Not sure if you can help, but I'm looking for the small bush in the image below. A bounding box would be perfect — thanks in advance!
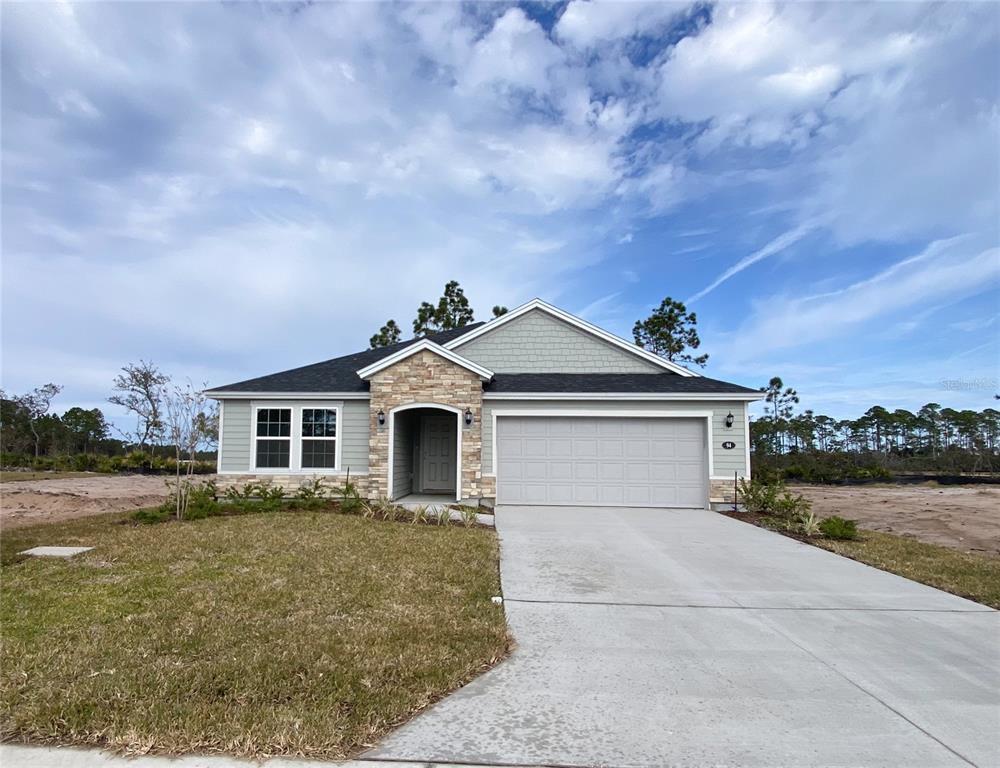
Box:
[133,507,171,525]
[336,481,363,514]
[819,515,860,540]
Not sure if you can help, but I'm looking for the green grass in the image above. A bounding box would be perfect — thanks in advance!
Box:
[0,470,97,483]
[0,511,509,758]
[813,530,1000,609]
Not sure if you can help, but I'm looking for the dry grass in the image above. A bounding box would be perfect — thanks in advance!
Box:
[813,530,1000,609]
[0,511,509,758]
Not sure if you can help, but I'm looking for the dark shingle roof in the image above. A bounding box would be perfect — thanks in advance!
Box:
[484,373,760,395]
[206,324,759,397]
[206,323,485,393]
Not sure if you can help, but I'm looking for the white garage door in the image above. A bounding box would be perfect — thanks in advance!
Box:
[496,416,707,508]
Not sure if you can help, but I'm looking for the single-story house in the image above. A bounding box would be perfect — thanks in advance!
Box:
[206,299,763,509]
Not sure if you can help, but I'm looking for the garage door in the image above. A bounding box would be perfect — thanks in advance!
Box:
[496,416,707,508]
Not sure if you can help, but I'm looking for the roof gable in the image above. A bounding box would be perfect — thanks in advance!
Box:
[446,299,698,377]
[356,339,494,381]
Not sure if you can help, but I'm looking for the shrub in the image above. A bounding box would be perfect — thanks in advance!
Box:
[819,515,860,540]
[133,507,171,524]
[738,478,812,528]
[796,509,821,536]
[773,488,812,520]
[737,478,781,514]
[336,481,363,514]
[293,477,329,510]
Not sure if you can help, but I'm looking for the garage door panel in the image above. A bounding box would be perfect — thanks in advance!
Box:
[550,438,573,457]
[599,442,623,460]
[498,437,523,458]
[597,420,623,437]
[625,463,649,482]
[600,462,624,481]
[524,462,548,481]
[550,461,573,480]
[625,440,650,458]
[497,416,707,509]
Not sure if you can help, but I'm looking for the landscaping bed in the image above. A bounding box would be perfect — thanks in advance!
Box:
[721,508,1000,609]
[0,510,509,758]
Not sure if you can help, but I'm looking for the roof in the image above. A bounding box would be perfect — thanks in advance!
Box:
[484,373,760,396]
[205,323,485,394]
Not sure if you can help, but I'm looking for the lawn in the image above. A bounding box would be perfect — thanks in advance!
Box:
[0,511,509,758]
[814,530,1000,609]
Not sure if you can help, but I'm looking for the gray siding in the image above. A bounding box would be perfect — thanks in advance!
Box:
[220,400,252,472]
[453,309,662,373]
[482,400,747,479]
[216,398,370,474]
[340,400,371,475]
[392,411,414,498]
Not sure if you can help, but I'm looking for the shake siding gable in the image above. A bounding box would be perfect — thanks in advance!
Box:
[452,309,662,374]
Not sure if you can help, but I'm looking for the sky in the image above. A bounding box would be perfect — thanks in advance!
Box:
[2,0,999,427]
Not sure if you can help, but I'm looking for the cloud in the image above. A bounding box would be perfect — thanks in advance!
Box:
[719,235,1000,363]
[0,0,997,424]
[555,1,689,49]
[687,219,822,302]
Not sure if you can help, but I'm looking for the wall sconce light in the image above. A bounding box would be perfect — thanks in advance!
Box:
[464,408,473,426]
[725,411,734,429]
[377,409,386,426]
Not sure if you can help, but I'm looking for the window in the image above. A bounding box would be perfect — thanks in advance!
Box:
[255,408,291,469]
[301,408,337,469]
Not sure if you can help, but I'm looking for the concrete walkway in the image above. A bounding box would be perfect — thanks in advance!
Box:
[368,506,1000,767]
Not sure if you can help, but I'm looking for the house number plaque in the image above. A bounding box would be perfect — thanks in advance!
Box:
[721,441,736,450]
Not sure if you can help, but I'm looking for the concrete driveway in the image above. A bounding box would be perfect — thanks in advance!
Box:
[369,507,999,768]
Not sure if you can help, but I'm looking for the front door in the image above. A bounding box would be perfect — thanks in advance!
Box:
[420,413,455,492]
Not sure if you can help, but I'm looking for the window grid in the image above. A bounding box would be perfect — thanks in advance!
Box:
[252,406,339,472]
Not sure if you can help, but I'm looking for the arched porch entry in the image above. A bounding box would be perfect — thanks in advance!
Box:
[387,403,462,503]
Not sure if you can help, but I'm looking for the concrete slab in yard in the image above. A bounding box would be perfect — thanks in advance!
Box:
[20,546,93,558]
[369,506,1000,768]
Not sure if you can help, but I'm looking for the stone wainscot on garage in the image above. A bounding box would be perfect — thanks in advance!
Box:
[206,299,763,509]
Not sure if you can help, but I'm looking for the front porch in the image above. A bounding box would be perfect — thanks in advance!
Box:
[389,406,462,502]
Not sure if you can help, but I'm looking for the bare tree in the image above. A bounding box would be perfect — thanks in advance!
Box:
[8,384,63,457]
[162,381,216,520]
[109,361,169,453]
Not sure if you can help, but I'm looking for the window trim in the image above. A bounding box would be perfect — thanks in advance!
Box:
[250,402,343,474]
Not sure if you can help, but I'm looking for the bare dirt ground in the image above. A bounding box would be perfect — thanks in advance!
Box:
[793,483,1000,557]
[0,474,215,530]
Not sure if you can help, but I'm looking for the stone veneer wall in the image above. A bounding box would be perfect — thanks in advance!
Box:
[367,350,485,501]
[710,478,739,505]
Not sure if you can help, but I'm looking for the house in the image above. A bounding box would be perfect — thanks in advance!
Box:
[206,299,763,509]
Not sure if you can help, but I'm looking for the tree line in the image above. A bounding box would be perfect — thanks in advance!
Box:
[753,377,1000,477]
[1,361,217,468]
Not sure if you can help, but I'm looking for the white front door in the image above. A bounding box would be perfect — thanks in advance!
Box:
[420,413,455,492]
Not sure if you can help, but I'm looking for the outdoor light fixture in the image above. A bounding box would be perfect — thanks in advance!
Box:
[377,409,386,426]
[725,411,735,429]
[464,408,474,426]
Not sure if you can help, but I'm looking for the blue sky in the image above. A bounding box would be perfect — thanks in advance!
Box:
[2,1,998,424]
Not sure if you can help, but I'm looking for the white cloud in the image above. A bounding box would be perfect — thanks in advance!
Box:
[1,0,997,421]
[719,235,1000,363]
[556,1,688,49]
[688,219,822,303]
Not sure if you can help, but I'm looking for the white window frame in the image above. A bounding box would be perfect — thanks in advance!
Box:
[299,406,341,472]
[250,402,343,474]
